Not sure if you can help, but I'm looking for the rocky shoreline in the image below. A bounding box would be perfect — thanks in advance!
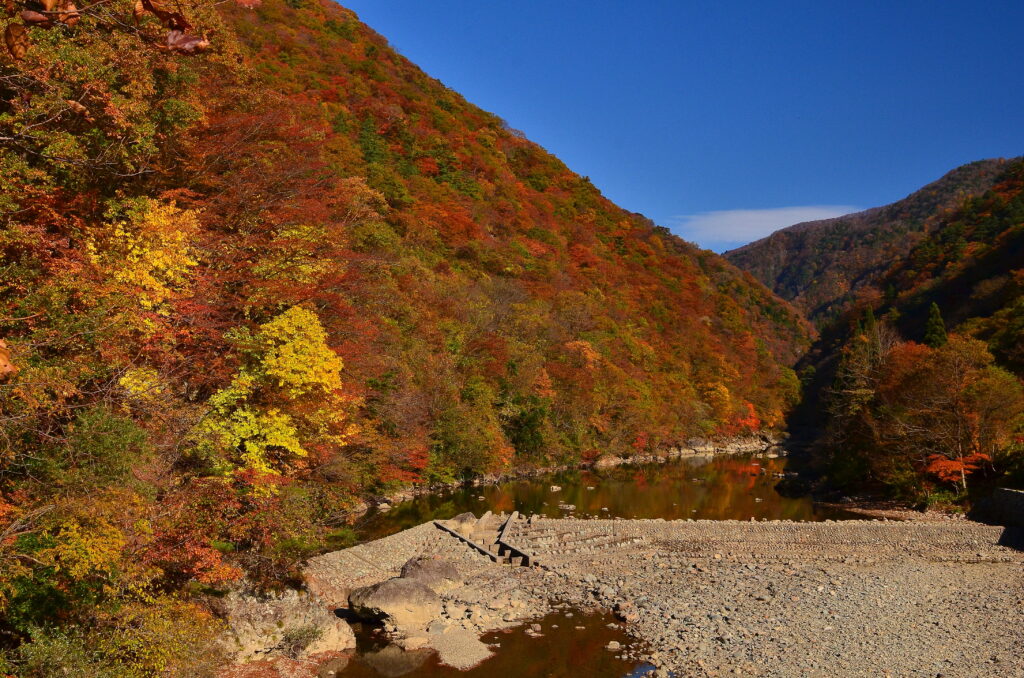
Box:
[814,496,968,522]
[369,432,785,512]
[220,512,1024,677]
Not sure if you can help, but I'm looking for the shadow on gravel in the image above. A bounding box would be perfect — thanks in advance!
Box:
[997,526,1024,552]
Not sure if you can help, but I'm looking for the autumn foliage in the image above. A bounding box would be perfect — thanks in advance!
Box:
[0,0,814,669]
[826,318,1024,502]
[779,158,1024,503]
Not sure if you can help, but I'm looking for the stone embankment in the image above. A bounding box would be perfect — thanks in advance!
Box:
[289,512,1024,677]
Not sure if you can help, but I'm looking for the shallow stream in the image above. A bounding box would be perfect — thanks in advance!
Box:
[336,611,653,678]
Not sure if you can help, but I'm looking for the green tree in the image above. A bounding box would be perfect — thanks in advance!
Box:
[924,302,948,347]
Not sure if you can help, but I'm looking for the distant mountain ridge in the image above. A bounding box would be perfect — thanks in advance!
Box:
[779,157,1024,502]
[725,158,1017,324]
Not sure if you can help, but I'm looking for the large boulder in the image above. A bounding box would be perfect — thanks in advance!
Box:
[400,556,462,592]
[593,454,625,469]
[348,577,442,631]
[219,589,355,661]
[447,512,478,538]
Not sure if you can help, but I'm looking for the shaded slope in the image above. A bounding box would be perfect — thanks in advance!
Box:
[725,159,1015,324]
[791,157,1024,363]
[875,159,1024,367]
[778,159,1024,497]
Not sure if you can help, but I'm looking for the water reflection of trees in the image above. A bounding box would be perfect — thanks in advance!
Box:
[358,455,830,542]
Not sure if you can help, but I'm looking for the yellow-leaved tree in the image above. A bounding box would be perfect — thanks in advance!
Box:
[700,381,734,427]
[87,198,200,312]
[192,306,355,481]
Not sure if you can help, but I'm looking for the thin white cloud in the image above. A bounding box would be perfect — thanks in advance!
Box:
[668,205,861,251]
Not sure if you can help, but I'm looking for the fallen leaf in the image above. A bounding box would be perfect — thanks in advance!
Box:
[142,0,190,31]
[4,23,28,60]
[65,99,87,115]
[166,29,209,54]
[57,0,79,25]
[21,9,51,25]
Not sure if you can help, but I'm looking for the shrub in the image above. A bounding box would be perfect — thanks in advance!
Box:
[279,624,323,659]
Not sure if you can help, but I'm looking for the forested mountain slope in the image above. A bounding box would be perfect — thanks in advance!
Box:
[0,0,809,669]
[772,159,1024,502]
[725,159,1016,324]
[874,159,1024,366]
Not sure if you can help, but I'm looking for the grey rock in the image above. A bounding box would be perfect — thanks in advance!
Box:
[400,556,462,592]
[448,512,479,537]
[219,588,355,661]
[349,577,442,631]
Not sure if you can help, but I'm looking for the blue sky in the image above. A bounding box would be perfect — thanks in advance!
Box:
[341,1,1024,252]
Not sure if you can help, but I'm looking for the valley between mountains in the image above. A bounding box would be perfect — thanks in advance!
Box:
[0,0,1021,675]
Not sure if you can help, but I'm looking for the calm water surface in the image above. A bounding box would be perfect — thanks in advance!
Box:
[353,453,847,542]
[337,611,653,678]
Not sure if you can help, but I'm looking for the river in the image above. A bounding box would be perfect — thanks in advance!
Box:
[338,452,851,678]
[352,453,848,543]
[338,611,652,678]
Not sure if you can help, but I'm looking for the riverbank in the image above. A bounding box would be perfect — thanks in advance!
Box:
[239,514,1024,677]
[348,447,838,543]
[813,497,968,522]
[524,517,1024,677]
[371,433,785,512]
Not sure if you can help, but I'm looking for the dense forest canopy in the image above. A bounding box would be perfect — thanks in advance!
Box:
[0,0,811,671]
[734,159,1024,504]
[725,158,1017,325]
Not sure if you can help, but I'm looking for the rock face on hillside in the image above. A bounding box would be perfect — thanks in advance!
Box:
[218,589,355,661]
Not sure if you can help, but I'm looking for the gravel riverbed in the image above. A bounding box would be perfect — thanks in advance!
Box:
[238,515,1024,677]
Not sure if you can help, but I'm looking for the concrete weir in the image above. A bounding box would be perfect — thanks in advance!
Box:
[304,515,1024,676]
[431,511,539,566]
